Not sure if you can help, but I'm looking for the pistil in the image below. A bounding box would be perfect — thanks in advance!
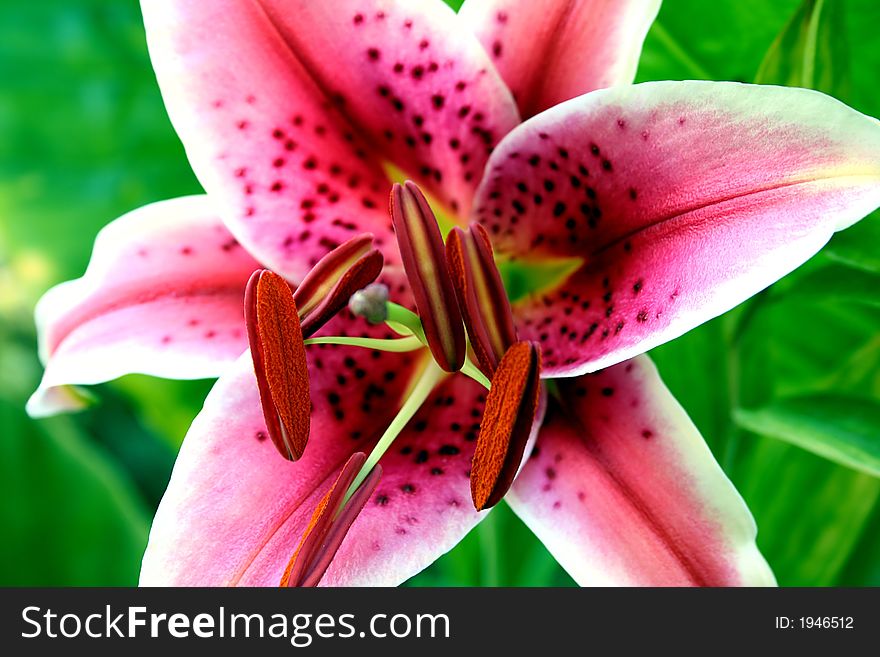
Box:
[344,358,446,502]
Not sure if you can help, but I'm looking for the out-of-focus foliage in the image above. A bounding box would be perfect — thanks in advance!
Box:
[736,395,880,477]
[0,0,877,586]
[754,0,849,97]
[0,0,211,586]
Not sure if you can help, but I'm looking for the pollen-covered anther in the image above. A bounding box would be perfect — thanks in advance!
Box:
[245,269,311,461]
[470,341,542,511]
[390,181,466,372]
[446,223,518,377]
[281,452,382,587]
[293,233,384,338]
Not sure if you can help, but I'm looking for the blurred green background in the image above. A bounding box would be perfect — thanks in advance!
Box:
[1,0,878,586]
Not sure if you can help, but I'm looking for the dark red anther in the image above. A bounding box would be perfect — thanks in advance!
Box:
[390,181,466,372]
[446,222,518,377]
[294,233,384,338]
[281,452,382,587]
[245,269,311,461]
[470,341,542,510]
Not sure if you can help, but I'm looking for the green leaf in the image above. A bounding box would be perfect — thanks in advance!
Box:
[637,0,800,82]
[405,503,575,586]
[841,0,880,118]
[732,437,880,585]
[0,398,150,585]
[109,375,215,451]
[826,211,880,274]
[837,501,880,585]
[649,315,732,458]
[735,395,880,477]
[754,0,850,96]
[738,296,880,401]
[0,0,201,300]
[776,262,880,308]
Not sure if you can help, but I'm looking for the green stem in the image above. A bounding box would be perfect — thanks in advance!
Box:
[303,335,423,352]
[343,360,445,504]
[384,302,490,388]
[460,358,491,389]
[385,302,427,341]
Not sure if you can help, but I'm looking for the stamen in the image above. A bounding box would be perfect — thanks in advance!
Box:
[245,270,311,461]
[470,341,542,511]
[293,233,384,337]
[281,452,382,587]
[446,223,518,376]
[390,181,465,372]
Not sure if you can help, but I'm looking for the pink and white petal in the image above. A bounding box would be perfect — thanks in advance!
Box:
[140,327,485,586]
[507,356,775,586]
[474,81,880,376]
[323,371,487,586]
[255,0,521,216]
[27,196,258,418]
[459,0,660,118]
[142,0,396,279]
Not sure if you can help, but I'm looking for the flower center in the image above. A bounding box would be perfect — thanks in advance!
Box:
[344,182,545,510]
[245,182,546,585]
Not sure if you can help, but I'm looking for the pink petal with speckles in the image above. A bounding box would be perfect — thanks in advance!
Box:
[508,355,775,586]
[257,0,520,216]
[474,82,880,376]
[323,371,487,586]
[142,0,395,279]
[140,321,486,586]
[460,0,660,118]
[27,196,259,418]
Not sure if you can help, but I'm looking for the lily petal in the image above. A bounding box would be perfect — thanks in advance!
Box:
[324,372,486,586]
[507,355,775,586]
[474,81,880,376]
[459,0,660,118]
[27,196,258,417]
[256,0,521,215]
[140,320,485,586]
[141,0,395,279]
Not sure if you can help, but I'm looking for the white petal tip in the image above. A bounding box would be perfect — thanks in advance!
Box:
[26,384,95,419]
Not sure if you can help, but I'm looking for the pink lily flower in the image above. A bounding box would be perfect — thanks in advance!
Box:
[27,0,880,586]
